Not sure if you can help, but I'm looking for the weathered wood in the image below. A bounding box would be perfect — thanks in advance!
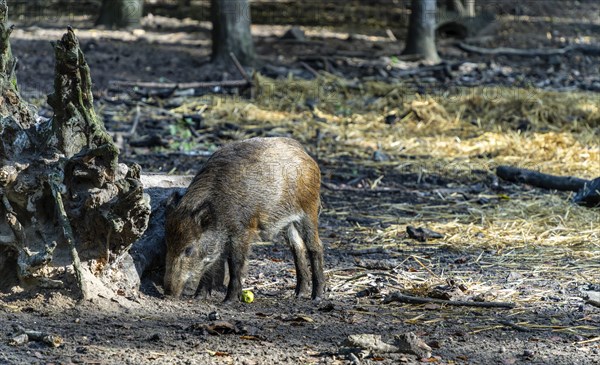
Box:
[573,177,600,207]
[0,6,150,298]
[456,42,600,57]
[496,165,599,207]
[49,177,89,300]
[384,292,516,308]
[496,165,588,192]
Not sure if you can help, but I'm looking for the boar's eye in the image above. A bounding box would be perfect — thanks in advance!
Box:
[184,246,196,257]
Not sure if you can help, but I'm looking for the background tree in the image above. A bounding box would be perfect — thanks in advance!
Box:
[96,0,144,28]
[210,0,255,65]
[403,0,441,63]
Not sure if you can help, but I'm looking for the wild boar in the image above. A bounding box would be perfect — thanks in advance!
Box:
[164,137,325,302]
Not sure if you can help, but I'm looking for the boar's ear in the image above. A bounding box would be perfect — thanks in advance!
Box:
[165,190,185,218]
[191,202,212,227]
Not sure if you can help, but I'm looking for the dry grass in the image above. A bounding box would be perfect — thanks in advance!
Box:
[170,74,599,326]
[176,73,599,243]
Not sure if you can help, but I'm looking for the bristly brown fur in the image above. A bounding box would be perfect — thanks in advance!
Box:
[164,137,325,301]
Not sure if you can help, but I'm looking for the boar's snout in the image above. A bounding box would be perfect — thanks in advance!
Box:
[164,253,206,298]
[163,267,180,297]
[164,271,196,298]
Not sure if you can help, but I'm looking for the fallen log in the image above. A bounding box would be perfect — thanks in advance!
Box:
[496,165,587,191]
[456,42,600,57]
[383,292,515,308]
[496,165,600,207]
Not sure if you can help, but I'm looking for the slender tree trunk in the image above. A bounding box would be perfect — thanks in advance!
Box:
[96,0,144,29]
[403,0,441,63]
[210,0,255,65]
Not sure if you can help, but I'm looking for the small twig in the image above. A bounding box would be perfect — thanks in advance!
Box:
[498,320,537,332]
[411,255,440,279]
[49,178,89,301]
[348,247,390,256]
[385,29,397,41]
[228,52,252,83]
[300,61,320,78]
[383,292,516,308]
[575,336,600,345]
[129,104,141,136]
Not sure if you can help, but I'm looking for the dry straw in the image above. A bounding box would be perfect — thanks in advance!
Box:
[172,74,598,332]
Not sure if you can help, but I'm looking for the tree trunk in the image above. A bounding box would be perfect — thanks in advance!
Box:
[210,0,255,65]
[403,0,441,63]
[0,0,150,299]
[96,0,144,29]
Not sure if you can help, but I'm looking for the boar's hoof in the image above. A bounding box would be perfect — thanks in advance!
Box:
[295,285,311,299]
[222,292,240,303]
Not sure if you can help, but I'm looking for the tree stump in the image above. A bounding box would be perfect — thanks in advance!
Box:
[0,1,150,299]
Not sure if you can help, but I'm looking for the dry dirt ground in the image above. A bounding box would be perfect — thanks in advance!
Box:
[1,1,600,364]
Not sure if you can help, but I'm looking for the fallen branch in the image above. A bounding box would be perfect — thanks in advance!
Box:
[496,165,587,191]
[496,165,600,206]
[109,49,253,94]
[300,61,320,78]
[394,62,462,77]
[110,79,250,90]
[456,42,600,57]
[383,292,515,308]
[498,320,539,332]
[49,177,89,301]
[228,52,252,83]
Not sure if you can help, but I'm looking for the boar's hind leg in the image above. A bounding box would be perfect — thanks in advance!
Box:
[224,237,250,303]
[285,223,311,297]
[301,216,325,300]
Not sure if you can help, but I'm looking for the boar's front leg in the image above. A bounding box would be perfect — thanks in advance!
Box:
[196,257,229,299]
[223,235,251,303]
[285,223,311,298]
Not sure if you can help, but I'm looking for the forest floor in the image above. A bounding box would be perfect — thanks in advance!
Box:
[1,1,600,364]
